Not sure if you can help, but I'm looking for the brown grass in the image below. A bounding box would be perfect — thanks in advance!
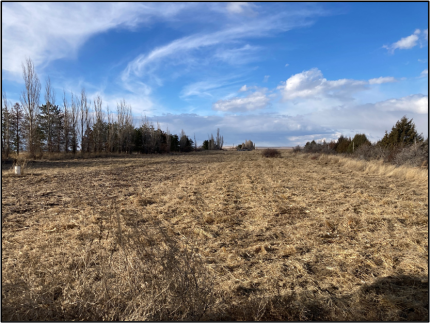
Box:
[2,150,428,320]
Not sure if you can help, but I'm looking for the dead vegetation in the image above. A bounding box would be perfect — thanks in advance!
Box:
[2,150,428,321]
[261,148,281,158]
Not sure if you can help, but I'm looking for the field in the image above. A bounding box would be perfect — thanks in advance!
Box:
[2,150,428,321]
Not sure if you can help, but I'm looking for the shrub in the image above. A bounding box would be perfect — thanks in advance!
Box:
[328,141,337,151]
[262,148,281,158]
[393,140,429,167]
[347,134,371,153]
[303,141,335,154]
[354,143,389,161]
[335,135,351,153]
[292,145,301,153]
[303,141,320,153]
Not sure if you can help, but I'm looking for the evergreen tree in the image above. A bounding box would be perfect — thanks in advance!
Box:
[53,107,65,152]
[335,135,351,153]
[132,128,143,153]
[9,103,24,155]
[170,134,180,152]
[347,134,370,153]
[38,104,64,152]
[202,140,209,150]
[179,129,188,151]
[379,116,424,148]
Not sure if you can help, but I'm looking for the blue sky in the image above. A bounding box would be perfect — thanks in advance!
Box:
[2,2,428,147]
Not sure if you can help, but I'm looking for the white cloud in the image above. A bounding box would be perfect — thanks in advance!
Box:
[2,2,187,78]
[418,59,428,63]
[392,33,419,49]
[180,74,245,99]
[123,24,266,81]
[421,69,428,77]
[263,75,270,83]
[239,85,248,92]
[383,29,428,53]
[148,112,328,147]
[373,94,428,114]
[122,8,326,83]
[279,68,367,101]
[213,89,270,112]
[214,44,260,65]
[298,94,429,143]
[368,76,397,84]
[226,2,255,15]
[285,63,289,67]
[141,91,429,147]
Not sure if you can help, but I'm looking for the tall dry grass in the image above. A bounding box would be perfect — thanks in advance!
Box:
[321,154,428,183]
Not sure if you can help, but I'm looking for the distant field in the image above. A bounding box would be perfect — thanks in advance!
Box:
[2,150,428,321]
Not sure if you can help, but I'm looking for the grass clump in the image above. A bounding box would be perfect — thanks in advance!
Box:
[261,148,281,158]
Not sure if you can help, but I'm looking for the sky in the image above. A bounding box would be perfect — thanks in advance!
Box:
[2,2,428,147]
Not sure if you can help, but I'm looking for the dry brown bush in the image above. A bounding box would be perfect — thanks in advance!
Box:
[292,145,301,153]
[261,148,281,158]
[393,142,429,168]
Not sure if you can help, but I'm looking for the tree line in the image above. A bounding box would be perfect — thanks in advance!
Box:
[302,116,425,154]
[298,116,428,167]
[1,59,205,158]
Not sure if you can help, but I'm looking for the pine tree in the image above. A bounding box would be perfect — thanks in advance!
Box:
[9,103,24,155]
[202,140,209,150]
[347,134,370,153]
[335,135,351,153]
[38,104,64,152]
[379,116,424,148]
[170,134,179,152]
[179,129,188,151]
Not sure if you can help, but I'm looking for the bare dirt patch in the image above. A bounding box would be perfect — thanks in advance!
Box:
[2,150,428,320]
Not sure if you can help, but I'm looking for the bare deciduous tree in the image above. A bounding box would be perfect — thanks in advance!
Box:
[44,77,56,152]
[166,127,171,153]
[206,128,223,150]
[93,95,104,153]
[216,128,223,149]
[70,93,79,154]
[125,106,133,153]
[107,105,114,153]
[20,58,41,157]
[2,93,11,157]
[117,99,126,153]
[62,90,70,153]
[79,88,90,153]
